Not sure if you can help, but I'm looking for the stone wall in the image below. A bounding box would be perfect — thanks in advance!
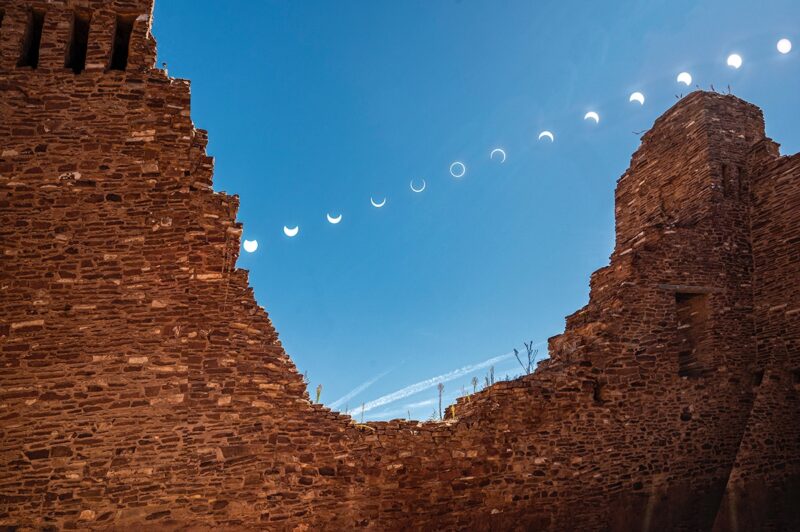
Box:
[712,145,800,531]
[1,1,798,530]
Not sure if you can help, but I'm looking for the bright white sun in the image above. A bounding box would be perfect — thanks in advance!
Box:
[777,38,792,54]
[727,54,743,69]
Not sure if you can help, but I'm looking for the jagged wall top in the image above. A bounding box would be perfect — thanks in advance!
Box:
[613,91,766,249]
[1,0,798,528]
[0,0,156,74]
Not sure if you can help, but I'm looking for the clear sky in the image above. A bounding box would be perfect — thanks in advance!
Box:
[152,0,799,421]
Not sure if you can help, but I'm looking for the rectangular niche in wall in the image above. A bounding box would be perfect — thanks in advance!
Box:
[675,292,711,378]
[65,11,91,74]
[18,9,45,68]
[109,15,135,71]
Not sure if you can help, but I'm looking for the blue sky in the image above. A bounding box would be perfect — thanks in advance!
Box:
[153,0,799,421]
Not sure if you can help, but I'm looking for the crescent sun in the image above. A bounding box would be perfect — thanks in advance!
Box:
[629,92,645,105]
[283,225,299,238]
[370,197,386,208]
[410,179,426,193]
[538,130,554,142]
[490,148,506,163]
[584,111,600,124]
[243,239,258,253]
[326,213,342,224]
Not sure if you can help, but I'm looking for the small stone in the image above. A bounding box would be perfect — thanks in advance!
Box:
[11,319,44,331]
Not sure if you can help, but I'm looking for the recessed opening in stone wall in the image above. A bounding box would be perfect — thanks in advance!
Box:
[17,9,45,69]
[109,15,135,71]
[592,381,606,404]
[0,10,5,34]
[65,11,91,74]
[792,369,800,387]
[753,369,764,386]
[675,292,710,378]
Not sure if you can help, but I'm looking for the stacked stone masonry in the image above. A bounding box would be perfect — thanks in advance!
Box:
[0,1,798,530]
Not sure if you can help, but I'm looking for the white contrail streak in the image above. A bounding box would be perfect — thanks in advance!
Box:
[361,344,544,414]
[368,398,437,421]
[328,368,391,410]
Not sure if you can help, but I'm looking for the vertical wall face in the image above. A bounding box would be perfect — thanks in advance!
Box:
[0,1,324,527]
[613,93,762,377]
[713,149,800,532]
[1,2,798,530]
[542,92,769,530]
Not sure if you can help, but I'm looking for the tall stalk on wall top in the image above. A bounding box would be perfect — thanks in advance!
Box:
[437,382,444,420]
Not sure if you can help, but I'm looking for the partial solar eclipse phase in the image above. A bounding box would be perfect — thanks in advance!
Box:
[410,179,426,193]
[238,36,795,253]
[490,148,506,163]
[727,54,743,69]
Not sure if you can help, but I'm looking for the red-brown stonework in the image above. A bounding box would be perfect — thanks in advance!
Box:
[1,1,798,530]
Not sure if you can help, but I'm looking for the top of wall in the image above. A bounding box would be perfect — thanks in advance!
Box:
[0,0,156,74]
[613,91,766,249]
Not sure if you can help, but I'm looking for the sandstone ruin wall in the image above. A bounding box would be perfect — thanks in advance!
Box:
[1,1,798,530]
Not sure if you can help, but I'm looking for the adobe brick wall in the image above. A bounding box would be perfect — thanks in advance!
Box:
[0,1,798,530]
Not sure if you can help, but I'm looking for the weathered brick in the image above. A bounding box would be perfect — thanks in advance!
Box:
[0,1,797,531]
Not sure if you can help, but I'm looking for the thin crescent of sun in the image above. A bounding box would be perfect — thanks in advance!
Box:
[283,225,299,238]
[370,197,386,208]
[677,72,692,86]
[326,213,342,224]
[410,179,426,193]
[629,92,645,105]
[243,239,258,253]
[538,130,554,142]
[490,148,506,163]
[584,111,600,124]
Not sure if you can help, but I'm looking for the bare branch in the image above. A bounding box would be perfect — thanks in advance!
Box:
[513,348,529,374]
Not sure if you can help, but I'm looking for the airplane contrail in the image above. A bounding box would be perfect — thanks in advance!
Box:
[328,368,392,410]
[361,342,545,414]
